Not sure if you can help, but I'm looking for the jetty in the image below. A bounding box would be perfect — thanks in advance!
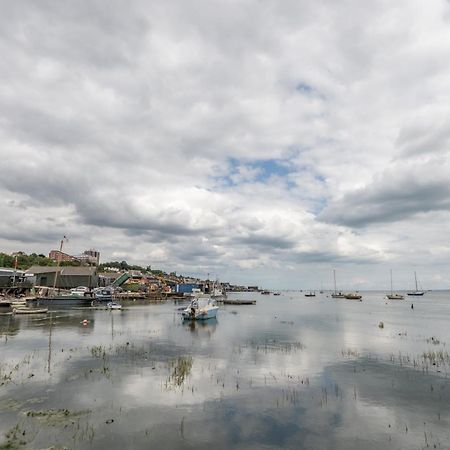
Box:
[223,299,256,305]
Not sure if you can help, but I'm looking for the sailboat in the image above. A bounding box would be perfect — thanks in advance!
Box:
[407,271,425,296]
[386,269,404,300]
[331,269,345,298]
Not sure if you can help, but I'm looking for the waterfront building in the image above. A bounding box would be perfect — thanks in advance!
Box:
[26,266,99,289]
[48,250,76,262]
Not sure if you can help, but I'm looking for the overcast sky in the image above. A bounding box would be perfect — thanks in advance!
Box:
[1,0,450,289]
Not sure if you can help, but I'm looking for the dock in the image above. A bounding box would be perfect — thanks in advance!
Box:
[223,299,256,305]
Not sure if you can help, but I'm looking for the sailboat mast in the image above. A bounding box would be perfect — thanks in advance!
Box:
[53,238,64,290]
[414,271,418,291]
[333,269,337,294]
[390,269,393,296]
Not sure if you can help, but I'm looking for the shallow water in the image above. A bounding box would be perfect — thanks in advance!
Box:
[1,291,450,449]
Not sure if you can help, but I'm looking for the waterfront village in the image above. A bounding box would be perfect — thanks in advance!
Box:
[0,248,260,299]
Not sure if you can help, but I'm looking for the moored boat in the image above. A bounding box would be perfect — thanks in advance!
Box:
[304,291,316,297]
[407,272,425,296]
[30,286,95,308]
[331,270,345,298]
[13,307,48,314]
[107,301,122,310]
[11,300,27,307]
[345,292,362,300]
[386,269,404,300]
[181,296,219,320]
[387,293,404,300]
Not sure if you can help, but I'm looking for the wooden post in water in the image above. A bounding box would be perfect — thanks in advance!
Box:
[48,312,52,374]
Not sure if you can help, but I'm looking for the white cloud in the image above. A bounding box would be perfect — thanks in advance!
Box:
[1,0,450,288]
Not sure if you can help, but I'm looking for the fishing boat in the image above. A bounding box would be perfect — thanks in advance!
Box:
[107,302,122,310]
[386,269,404,300]
[210,280,227,301]
[345,292,362,300]
[12,307,48,314]
[331,269,345,298]
[407,272,425,296]
[304,291,316,297]
[181,296,219,320]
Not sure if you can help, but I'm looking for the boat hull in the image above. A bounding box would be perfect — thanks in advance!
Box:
[28,296,94,308]
[407,292,424,296]
[13,308,48,315]
[387,294,404,300]
[345,294,362,300]
[182,306,219,320]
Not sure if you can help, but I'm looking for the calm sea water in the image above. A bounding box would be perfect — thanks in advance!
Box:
[1,291,450,449]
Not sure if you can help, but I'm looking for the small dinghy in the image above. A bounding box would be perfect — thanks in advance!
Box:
[107,302,122,310]
[13,307,48,315]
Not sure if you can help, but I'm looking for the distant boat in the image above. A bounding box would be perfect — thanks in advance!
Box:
[31,286,95,307]
[386,269,404,300]
[107,302,122,310]
[260,290,270,295]
[345,292,362,300]
[273,292,281,296]
[12,307,48,314]
[305,291,316,297]
[207,280,227,301]
[331,269,345,298]
[407,272,425,296]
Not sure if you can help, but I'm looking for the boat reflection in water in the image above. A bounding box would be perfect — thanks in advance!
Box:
[185,317,218,336]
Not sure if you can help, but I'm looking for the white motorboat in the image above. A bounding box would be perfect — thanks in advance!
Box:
[181,296,219,320]
[107,302,122,310]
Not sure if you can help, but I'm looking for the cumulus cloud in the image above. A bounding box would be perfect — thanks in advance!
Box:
[1,0,450,288]
[320,159,450,227]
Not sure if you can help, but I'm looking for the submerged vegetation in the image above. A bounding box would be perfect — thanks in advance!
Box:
[1,295,450,449]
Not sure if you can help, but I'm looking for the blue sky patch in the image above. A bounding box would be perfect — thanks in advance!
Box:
[213,157,296,188]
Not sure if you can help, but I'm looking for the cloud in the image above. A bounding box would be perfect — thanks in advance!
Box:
[1,0,450,288]
[320,159,450,227]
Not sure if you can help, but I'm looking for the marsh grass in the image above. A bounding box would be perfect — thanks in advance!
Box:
[240,339,305,354]
[167,356,193,388]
